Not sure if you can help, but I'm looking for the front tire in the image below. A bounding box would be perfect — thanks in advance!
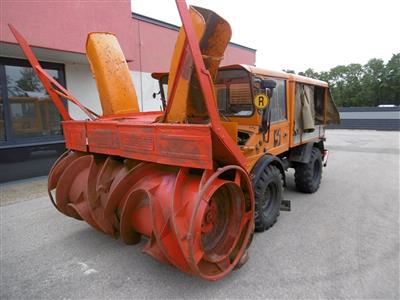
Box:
[294,147,322,193]
[253,165,283,232]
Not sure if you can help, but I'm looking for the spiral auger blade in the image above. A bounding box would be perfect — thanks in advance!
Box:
[48,149,254,281]
[115,163,254,280]
[86,156,139,236]
[172,166,254,280]
[55,154,102,230]
[49,151,141,236]
[48,151,83,219]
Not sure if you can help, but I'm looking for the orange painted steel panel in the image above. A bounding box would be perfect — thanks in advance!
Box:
[83,120,213,170]
[175,1,247,170]
[86,32,140,115]
[48,154,254,280]
[62,121,87,152]
[221,121,238,143]
[265,121,290,156]
[165,7,206,123]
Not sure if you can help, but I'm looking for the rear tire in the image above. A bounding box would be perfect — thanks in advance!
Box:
[294,147,322,193]
[254,165,283,232]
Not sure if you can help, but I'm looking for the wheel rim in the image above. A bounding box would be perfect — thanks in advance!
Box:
[201,183,242,257]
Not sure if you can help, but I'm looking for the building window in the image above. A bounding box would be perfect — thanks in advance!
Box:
[0,79,5,141]
[0,58,65,146]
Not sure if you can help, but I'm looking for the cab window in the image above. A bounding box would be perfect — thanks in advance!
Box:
[214,69,253,117]
[253,77,286,123]
[269,79,287,123]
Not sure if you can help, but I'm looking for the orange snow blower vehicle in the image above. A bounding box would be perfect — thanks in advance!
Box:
[9,0,339,280]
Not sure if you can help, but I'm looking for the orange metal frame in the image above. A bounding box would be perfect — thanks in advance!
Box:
[8,0,256,281]
[8,1,247,171]
[10,1,257,281]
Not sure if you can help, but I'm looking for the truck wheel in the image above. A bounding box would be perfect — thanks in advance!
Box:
[254,165,283,232]
[294,147,322,193]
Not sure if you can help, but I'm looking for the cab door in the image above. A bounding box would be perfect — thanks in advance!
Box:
[265,78,290,155]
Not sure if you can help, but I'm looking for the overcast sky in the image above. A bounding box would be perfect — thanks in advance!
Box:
[131,0,400,73]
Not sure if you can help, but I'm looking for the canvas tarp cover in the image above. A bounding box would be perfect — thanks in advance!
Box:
[295,84,315,133]
[294,84,340,134]
[325,89,341,124]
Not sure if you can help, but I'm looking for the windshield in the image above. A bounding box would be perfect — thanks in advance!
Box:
[214,69,253,117]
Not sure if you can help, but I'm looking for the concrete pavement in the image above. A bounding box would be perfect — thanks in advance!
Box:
[1,130,399,299]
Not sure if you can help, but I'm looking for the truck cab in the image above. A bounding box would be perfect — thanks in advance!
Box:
[153,64,340,171]
[152,64,340,232]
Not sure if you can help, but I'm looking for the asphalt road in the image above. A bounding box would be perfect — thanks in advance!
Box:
[1,130,399,299]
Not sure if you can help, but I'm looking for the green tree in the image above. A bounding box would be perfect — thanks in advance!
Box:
[327,65,348,107]
[385,53,400,105]
[343,63,363,106]
[296,52,400,107]
[298,68,319,79]
[362,58,385,106]
[16,68,41,92]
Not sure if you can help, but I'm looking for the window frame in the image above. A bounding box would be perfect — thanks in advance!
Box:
[254,76,287,124]
[268,77,287,124]
[215,69,256,118]
[0,57,66,148]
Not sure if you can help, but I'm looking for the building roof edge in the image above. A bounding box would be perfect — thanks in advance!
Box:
[132,12,257,52]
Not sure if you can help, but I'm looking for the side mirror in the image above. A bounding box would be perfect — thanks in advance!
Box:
[261,80,276,98]
[261,79,276,89]
[261,79,276,98]
[253,77,276,99]
[153,91,161,99]
[258,80,276,138]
